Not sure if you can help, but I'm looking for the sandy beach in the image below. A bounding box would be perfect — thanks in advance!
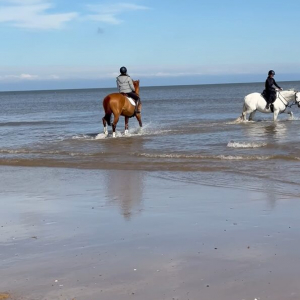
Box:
[1,166,300,300]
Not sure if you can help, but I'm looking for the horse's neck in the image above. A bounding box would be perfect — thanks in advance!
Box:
[280,91,295,102]
[135,86,140,95]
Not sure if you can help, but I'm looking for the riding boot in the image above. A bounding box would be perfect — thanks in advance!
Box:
[265,102,270,109]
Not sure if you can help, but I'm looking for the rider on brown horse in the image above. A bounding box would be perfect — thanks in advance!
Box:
[117,66,140,114]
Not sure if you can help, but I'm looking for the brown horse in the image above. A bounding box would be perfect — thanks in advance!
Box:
[102,80,142,137]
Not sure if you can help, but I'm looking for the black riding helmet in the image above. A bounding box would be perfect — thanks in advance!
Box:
[120,66,127,74]
[268,70,275,76]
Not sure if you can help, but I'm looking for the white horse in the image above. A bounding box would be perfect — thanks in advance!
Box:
[238,90,300,121]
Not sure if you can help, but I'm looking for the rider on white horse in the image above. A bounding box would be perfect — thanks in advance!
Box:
[265,70,283,110]
[240,89,300,122]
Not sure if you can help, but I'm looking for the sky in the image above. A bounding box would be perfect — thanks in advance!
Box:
[0,0,300,91]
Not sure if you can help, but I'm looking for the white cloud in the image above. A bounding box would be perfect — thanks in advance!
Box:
[0,74,39,80]
[49,74,60,79]
[86,3,150,25]
[0,0,78,29]
[0,73,60,81]
[0,1,150,29]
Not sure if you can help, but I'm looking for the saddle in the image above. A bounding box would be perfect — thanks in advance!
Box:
[120,93,136,106]
[261,90,267,101]
[261,90,277,103]
[120,93,140,117]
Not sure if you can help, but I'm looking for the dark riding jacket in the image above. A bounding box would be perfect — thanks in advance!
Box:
[265,77,281,94]
[265,77,281,103]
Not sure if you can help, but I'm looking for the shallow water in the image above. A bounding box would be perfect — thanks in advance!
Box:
[1,81,300,196]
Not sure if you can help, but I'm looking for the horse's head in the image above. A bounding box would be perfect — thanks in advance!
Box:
[133,80,140,96]
[296,91,300,108]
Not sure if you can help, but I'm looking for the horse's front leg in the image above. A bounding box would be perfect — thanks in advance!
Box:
[124,117,129,135]
[286,110,293,120]
[135,103,142,128]
[273,110,280,121]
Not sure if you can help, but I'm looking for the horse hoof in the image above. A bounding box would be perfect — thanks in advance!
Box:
[112,132,116,138]
[124,130,129,135]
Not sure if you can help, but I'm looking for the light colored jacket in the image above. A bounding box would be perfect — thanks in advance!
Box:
[116,75,135,93]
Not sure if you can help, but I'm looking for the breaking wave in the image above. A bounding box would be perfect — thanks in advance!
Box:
[227,141,267,148]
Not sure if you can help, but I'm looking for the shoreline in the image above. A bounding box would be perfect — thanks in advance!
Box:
[1,166,300,300]
[1,79,300,94]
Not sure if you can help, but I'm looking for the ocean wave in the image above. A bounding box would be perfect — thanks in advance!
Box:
[0,148,93,157]
[0,121,70,127]
[227,141,267,148]
[71,127,173,140]
[137,153,270,160]
[136,152,300,161]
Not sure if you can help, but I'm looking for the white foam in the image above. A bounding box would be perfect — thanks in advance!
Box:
[137,153,270,161]
[226,119,255,124]
[216,155,269,160]
[71,122,172,140]
[227,141,267,148]
[95,133,108,139]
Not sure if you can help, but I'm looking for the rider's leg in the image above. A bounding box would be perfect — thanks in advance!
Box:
[266,95,271,109]
[267,92,276,109]
[126,92,140,113]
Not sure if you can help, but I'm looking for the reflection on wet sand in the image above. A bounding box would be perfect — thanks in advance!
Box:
[264,122,288,140]
[242,121,288,141]
[105,170,144,220]
[100,135,146,219]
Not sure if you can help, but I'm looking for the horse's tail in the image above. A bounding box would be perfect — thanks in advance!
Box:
[104,113,112,126]
[234,100,247,122]
[242,101,247,113]
[103,96,112,126]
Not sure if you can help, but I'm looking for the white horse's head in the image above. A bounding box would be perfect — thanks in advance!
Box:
[296,91,300,108]
[281,89,300,106]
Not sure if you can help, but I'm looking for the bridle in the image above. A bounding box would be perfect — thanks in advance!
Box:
[277,90,300,110]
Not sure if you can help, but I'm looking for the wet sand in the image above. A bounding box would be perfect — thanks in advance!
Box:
[1,167,300,300]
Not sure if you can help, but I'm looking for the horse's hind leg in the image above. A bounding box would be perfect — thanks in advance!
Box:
[102,116,108,135]
[124,117,129,135]
[249,110,256,121]
[112,113,120,138]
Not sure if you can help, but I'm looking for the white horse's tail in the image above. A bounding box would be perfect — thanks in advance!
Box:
[234,101,247,122]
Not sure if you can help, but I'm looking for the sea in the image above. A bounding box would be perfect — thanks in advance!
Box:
[1,81,300,197]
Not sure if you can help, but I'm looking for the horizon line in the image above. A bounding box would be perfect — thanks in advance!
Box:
[1,79,300,93]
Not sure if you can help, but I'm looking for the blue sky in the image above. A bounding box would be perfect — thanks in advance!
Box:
[0,0,300,91]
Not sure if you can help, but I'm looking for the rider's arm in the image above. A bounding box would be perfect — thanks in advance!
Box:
[273,79,281,90]
[128,77,135,92]
[116,78,121,92]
